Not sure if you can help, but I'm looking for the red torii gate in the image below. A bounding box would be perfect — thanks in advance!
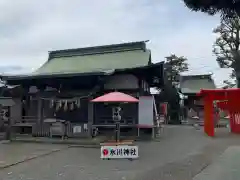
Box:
[198,88,240,137]
[216,100,228,111]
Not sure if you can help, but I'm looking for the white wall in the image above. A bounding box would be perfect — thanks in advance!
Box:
[138,96,153,126]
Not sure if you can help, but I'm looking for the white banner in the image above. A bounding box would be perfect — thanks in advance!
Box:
[138,96,154,126]
[100,145,139,159]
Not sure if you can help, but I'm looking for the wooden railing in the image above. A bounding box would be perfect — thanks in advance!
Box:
[21,116,38,123]
[9,116,89,138]
[96,116,136,125]
[12,116,38,127]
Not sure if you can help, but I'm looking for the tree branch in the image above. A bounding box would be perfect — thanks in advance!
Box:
[213,16,240,69]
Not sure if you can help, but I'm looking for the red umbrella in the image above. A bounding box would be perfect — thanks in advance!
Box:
[91,92,139,103]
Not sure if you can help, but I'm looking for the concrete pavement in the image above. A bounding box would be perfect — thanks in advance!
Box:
[0,126,238,180]
[0,143,68,169]
[193,146,240,180]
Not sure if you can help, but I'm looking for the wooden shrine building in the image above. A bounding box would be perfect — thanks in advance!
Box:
[0,41,164,138]
[179,74,216,123]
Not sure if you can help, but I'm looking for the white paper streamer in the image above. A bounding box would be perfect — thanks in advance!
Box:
[70,102,74,110]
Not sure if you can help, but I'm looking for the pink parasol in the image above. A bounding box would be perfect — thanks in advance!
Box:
[91,92,139,103]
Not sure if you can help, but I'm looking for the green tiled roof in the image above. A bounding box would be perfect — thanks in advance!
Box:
[180,75,216,94]
[33,41,151,76]
[34,50,150,75]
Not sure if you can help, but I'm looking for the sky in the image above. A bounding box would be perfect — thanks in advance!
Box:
[0,0,233,87]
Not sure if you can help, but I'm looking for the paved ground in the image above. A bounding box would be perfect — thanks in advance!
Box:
[0,126,238,180]
[193,146,240,180]
[0,143,67,169]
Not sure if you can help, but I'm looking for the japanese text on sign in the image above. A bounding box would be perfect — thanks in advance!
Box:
[100,146,138,159]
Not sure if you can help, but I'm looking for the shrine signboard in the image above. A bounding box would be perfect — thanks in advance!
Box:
[100,145,138,159]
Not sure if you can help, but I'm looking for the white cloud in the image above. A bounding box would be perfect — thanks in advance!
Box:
[0,0,230,84]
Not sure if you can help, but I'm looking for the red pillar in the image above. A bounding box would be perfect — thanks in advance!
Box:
[204,96,214,137]
[228,91,240,133]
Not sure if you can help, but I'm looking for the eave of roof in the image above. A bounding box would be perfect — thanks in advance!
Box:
[0,71,109,81]
[1,62,164,85]
[0,97,15,106]
[180,74,216,94]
